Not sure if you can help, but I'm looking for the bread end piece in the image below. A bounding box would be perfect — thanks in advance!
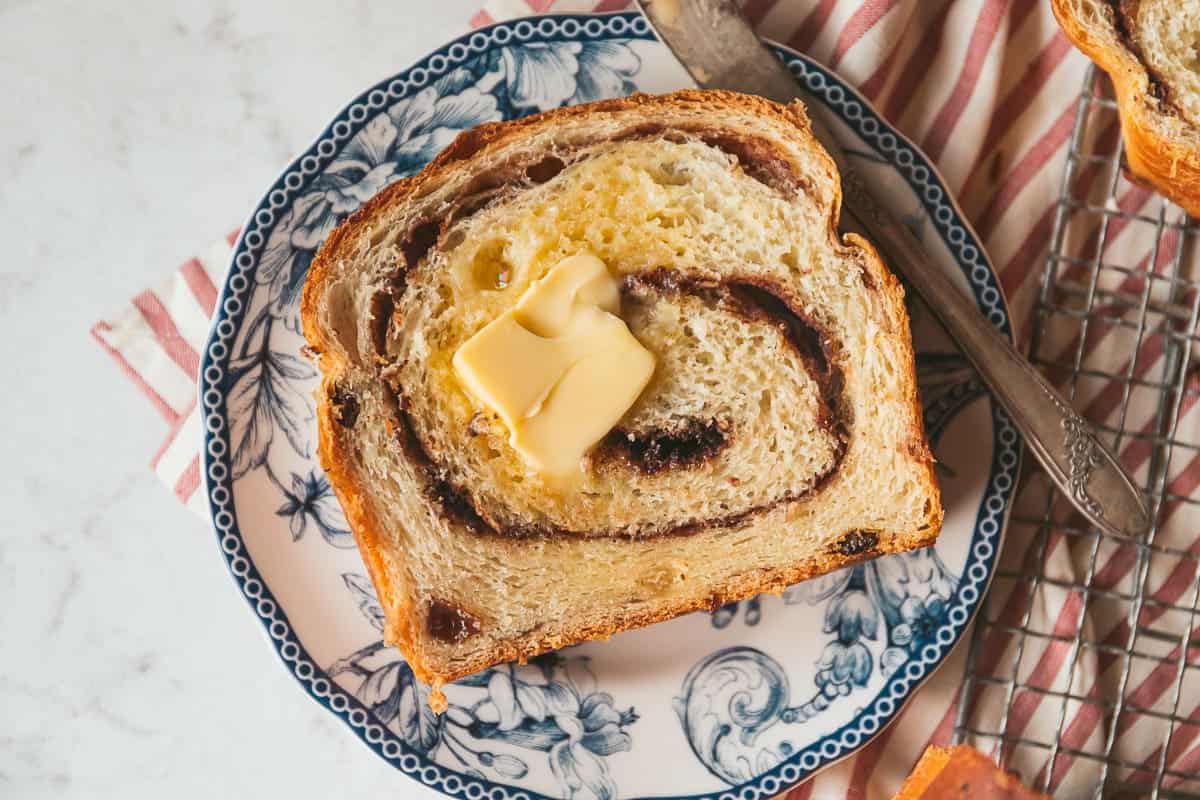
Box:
[893,745,1049,799]
[1052,0,1200,216]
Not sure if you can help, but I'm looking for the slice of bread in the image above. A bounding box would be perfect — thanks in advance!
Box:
[301,90,942,706]
[1053,0,1200,215]
[893,746,1049,799]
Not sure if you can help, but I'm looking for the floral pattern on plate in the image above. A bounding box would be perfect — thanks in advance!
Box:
[200,13,1019,800]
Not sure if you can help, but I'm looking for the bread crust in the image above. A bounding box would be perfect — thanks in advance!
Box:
[301,90,942,693]
[1052,0,1200,217]
[895,745,1050,799]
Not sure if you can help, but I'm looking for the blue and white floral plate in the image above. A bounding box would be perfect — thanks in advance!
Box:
[199,12,1019,800]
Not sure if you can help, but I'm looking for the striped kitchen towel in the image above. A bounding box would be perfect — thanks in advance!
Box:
[94,1,1200,797]
[91,232,237,517]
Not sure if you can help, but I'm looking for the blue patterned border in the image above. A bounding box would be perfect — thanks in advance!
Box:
[199,12,1019,799]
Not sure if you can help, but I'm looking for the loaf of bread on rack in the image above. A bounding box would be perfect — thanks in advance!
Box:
[301,90,942,704]
[1053,0,1200,216]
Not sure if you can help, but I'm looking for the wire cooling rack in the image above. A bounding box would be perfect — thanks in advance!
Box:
[953,66,1200,798]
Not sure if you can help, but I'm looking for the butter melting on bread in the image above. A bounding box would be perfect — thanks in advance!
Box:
[452,252,655,479]
[301,90,942,706]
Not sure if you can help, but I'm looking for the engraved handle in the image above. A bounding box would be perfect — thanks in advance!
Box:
[839,173,1150,539]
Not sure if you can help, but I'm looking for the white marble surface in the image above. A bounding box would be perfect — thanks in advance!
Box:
[0,2,477,797]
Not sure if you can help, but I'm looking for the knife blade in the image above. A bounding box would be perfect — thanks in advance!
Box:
[637,0,1150,539]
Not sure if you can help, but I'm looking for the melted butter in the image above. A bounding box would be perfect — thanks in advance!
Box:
[452,253,655,478]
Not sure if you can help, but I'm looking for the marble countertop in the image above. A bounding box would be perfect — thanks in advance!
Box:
[1,2,477,796]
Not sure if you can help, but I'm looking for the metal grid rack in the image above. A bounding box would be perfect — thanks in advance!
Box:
[954,66,1200,798]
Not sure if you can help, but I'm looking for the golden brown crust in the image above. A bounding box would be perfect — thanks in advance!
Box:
[315,390,417,663]
[303,90,824,287]
[894,745,1049,799]
[320,385,938,690]
[1051,0,1200,217]
[301,90,942,690]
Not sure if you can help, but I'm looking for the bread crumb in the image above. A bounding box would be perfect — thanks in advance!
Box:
[428,684,448,714]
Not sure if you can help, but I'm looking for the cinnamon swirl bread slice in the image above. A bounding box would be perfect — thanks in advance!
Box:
[301,90,942,706]
[1053,0,1200,216]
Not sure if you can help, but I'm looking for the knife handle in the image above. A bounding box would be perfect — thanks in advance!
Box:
[840,171,1150,539]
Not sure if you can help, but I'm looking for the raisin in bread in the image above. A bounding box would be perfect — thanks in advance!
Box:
[1053,0,1200,215]
[301,90,942,706]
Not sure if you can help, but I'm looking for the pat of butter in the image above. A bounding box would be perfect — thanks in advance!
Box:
[452,253,655,477]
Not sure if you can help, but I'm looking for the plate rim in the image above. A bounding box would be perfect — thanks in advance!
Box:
[198,11,1021,799]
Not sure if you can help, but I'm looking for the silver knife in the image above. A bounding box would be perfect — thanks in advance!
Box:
[637,0,1150,539]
